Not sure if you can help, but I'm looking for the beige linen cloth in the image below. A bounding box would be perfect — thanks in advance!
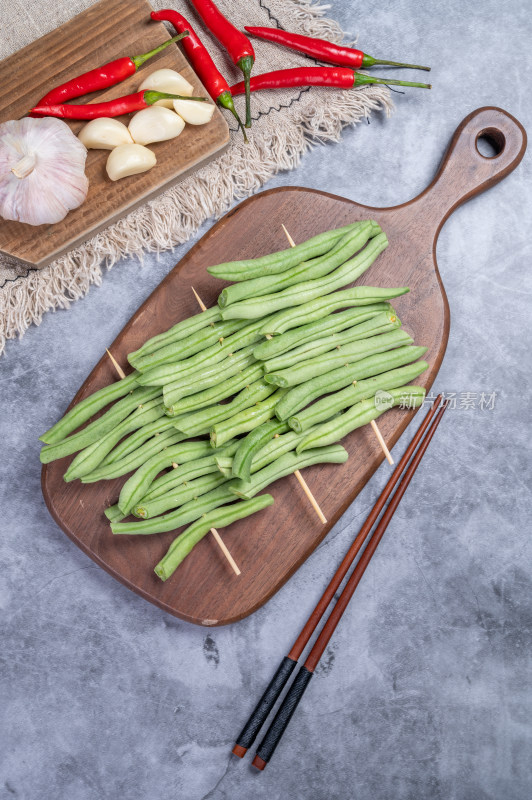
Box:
[0,0,392,355]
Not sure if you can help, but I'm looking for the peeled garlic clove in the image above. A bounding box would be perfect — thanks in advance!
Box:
[173,99,216,126]
[106,144,156,181]
[139,68,194,107]
[78,118,133,150]
[128,106,185,146]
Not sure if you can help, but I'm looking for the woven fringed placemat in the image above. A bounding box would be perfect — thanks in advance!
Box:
[0,0,392,356]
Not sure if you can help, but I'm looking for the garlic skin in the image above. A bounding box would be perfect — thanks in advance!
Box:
[173,99,216,126]
[128,106,185,146]
[138,69,194,107]
[0,117,88,226]
[78,118,133,150]
[106,143,156,181]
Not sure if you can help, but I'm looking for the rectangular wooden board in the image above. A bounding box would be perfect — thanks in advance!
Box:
[0,0,230,269]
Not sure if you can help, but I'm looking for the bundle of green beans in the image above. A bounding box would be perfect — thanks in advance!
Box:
[40,221,428,582]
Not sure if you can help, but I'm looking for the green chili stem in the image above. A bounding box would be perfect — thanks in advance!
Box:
[131,32,190,69]
[238,56,254,128]
[218,90,248,142]
[361,54,430,71]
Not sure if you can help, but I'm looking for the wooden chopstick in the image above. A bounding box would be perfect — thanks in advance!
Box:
[251,398,448,770]
[231,395,446,761]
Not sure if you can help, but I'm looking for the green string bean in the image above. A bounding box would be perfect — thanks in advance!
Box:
[207,223,363,281]
[39,371,139,445]
[164,363,264,416]
[113,484,237,536]
[229,445,348,500]
[214,425,320,477]
[39,386,161,464]
[296,386,426,452]
[129,319,247,372]
[262,286,410,336]
[153,495,275,580]
[253,303,390,362]
[81,429,184,483]
[262,309,401,373]
[172,379,276,436]
[289,361,429,433]
[99,416,175,466]
[64,397,165,482]
[219,232,388,321]
[162,348,256,408]
[133,472,228,519]
[139,440,239,503]
[274,345,428,421]
[210,388,287,448]
[266,329,413,389]
[127,306,221,364]
[118,440,216,515]
[137,317,272,387]
[214,455,233,478]
[218,222,378,308]
[231,419,289,482]
[104,504,125,523]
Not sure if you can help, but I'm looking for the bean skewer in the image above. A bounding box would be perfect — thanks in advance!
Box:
[281,226,394,464]
[190,288,329,524]
[104,346,241,576]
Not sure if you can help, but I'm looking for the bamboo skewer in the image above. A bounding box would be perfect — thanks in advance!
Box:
[106,348,126,379]
[191,285,207,312]
[105,343,240,577]
[209,529,241,575]
[281,225,394,466]
[370,419,394,464]
[191,288,326,525]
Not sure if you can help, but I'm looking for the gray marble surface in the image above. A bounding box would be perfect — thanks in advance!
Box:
[1,1,531,798]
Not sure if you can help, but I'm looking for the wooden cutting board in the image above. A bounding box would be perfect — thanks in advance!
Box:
[0,0,230,270]
[42,107,526,626]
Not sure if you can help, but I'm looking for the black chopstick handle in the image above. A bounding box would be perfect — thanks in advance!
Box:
[234,656,297,754]
[253,666,313,768]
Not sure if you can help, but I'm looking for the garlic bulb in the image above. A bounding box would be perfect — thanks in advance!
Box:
[106,143,156,181]
[138,68,194,107]
[173,99,216,126]
[128,106,185,146]
[78,118,133,150]
[0,117,88,226]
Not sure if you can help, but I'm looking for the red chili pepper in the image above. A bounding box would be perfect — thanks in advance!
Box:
[230,67,431,95]
[151,9,247,142]
[245,27,430,72]
[30,91,205,120]
[190,1,255,128]
[34,34,190,108]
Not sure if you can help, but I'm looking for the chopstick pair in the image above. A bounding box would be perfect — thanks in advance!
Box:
[232,394,448,770]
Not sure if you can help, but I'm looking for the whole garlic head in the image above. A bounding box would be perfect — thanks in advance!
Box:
[173,99,216,126]
[78,118,133,150]
[106,143,156,181]
[0,117,88,225]
[138,69,194,107]
[129,106,185,146]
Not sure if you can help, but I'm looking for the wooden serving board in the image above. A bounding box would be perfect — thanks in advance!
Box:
[0,0,230,270]
[42,108,526,626]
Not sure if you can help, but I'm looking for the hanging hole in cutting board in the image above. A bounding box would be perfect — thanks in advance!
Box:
[476,128,506,158]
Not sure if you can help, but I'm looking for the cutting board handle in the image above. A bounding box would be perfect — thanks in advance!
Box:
[407,107,527,235]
